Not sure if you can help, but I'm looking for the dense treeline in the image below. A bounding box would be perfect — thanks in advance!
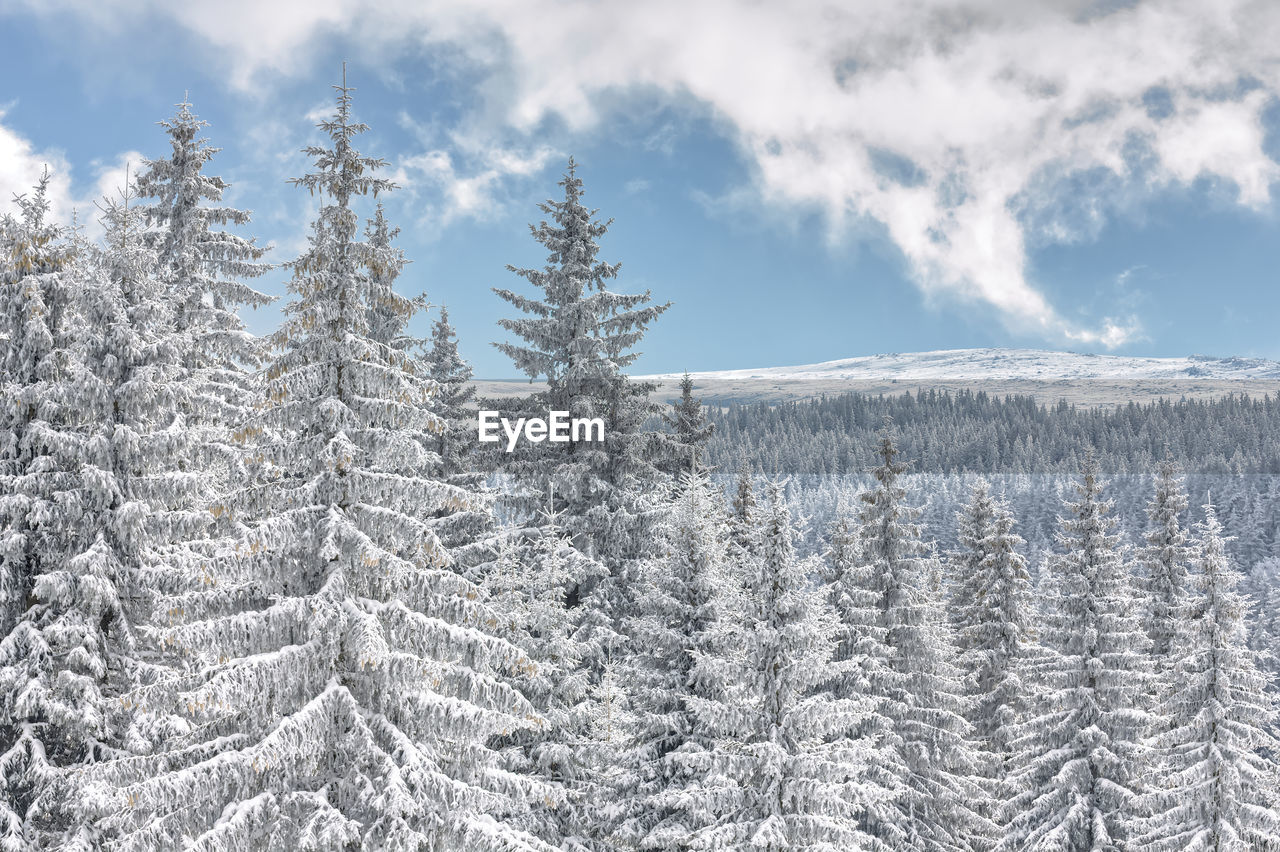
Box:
[707,388,1280,475]
[1,75,1278,850]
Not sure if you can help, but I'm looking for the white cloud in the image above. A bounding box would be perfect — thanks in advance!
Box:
[0,107,140,239]
[390,112,559,229]
[0,108,74,221]
[12,0,1280,346]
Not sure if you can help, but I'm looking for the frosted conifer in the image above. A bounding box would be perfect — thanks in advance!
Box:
[1139,460,1191,695]
[662,373,714,477]
[1135,502,1280,850]
[950,482,1035,795]
[999,456,1151,851]
[1,173,74,637]
[686,481,891,851]
[88,72,555,851]
[0,175,114,850]
[618,471,734,849]
[424,306,476,482]
[857,435,990,851]
[363,202,416,350]
[492,157,671,602]
[727,462,762,555]
[479,517,613,849]
[821,511,911,848]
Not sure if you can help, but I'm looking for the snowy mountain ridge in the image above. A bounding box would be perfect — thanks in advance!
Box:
[475,348,1280,406]
[642,348,1280,385]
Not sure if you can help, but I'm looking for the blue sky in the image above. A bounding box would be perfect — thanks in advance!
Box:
[3,1,1280,377]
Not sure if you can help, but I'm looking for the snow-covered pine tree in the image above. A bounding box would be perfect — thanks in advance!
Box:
[686,481,890,851]
[1135,501,1280,850]
[662,372,714,477]
[133,96,271,354]
[999,455,1151,851]
[0,174,114,850]
[0,172,74,638]
[3,167,191,848]
[617,470,735,850]
[727,462,761,555]
[821,511,910,849]
[419,303,500,576]
[424,305,476,483]
[131,98,272,521]
[950,482,1035,797]
[363,202,416,350]
[1136,498,1274,849]
[89,72,556,851]
[857,435,990,851]
[124,98,275,746]
[492,157,671,601]
[363,205,491,568]
[1139,459,1191,696]
[479,513,613,850]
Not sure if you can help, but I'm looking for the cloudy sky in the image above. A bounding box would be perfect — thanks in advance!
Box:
[3,0,1280,376]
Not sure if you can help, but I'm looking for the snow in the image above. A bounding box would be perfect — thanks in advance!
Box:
[478,347,1280,407]
[646,348,1280,385]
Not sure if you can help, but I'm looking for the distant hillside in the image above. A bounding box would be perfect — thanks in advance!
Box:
[475,348,1280,407]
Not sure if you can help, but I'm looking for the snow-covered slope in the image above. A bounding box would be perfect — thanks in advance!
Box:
[644,348,1280,385]
[475,348,1280,406]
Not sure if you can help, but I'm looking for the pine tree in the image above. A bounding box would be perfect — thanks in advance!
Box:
[492,157,671,600]
[479,516,612,850]
[126,102,277,767]
[662,372,714,477]
[1135,502,1280,850]
[3,169,192,848]
[425,305,476,483]
[363,202,416,350]
[88,72,555,851]
[0,174,111,850]
[727,462,761,555]
[618,471,733,850]
[1000,456,1151,851]
[130,97,273,555]
[950,482,1034,797]
[857,436,990,851]
[133,97,271,347]
[0,172,73,638]
[821,512,911,849]
[1139,459,1191,693]
[686,481,890,850]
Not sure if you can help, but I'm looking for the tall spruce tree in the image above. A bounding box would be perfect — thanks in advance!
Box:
[1139,460,1191,697]
[479,518,610,850]
[662,372,713,477]
[618,471,734,850]
[87,72,555,851]
[727,462,761,555]
[950,482,1035,798]
[821,512,911,849]
[857,436,990,851]
[999,456,1151,851]
[685,481,890,850]
[492,157,670,603]
[1135,503,1280,850]
[0,173,74,639]
[0,175,113,850]
[424,305,476,483]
